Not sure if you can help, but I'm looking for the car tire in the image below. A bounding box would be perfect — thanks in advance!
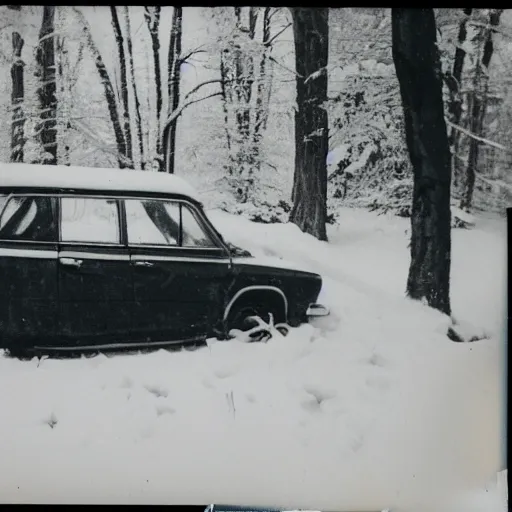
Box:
[227,304,286,342]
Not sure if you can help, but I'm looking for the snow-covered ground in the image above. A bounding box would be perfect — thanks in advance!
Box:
[0,207,507,512]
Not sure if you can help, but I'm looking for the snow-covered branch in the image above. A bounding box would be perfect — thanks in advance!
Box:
[304,66,327,84]
[445,118,512,153]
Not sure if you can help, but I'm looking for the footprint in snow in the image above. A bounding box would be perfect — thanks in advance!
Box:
[214,368,236,379]
[145,385,168,398]
[366,352,387,368]
[303,385,336,404]
[301,398,321,413]
[245,393,256,404]
[120,376,133,389]
[156,405,176,416]
[202,378,215,389]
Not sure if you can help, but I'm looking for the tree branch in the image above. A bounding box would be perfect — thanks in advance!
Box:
[164,91,223,127]
[182,78,222,103]
[269,55,303,77]
[178,45,207,64]
[445,117,512,153]
[267,22,292,46]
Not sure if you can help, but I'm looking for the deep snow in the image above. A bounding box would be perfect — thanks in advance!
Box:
[0,207,506,512]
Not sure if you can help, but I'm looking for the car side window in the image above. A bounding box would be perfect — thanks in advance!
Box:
[0,195,57,242]
[181,205,216,248]
[60,197,120,244]
[126,199,180,246]
[125,199,217,248]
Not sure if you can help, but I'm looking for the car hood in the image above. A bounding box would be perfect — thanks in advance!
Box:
[231,254,319,276]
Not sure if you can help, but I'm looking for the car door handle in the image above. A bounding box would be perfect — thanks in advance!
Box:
[133,260,154,268]
[60,257,83,269]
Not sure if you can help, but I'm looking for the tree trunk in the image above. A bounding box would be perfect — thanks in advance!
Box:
[124,7,145,169]
[144,6,163,159]
[74,7,127,168]
[219,50,234,172]
[10,31,25,163]
[447,8,472,192]
[56,34,72,166]
[110,6,133,168]
[448,8,472,145]
[460,8,503,210]
[35,6,57,165]
[255,7,272,137]
[289,8,329,242]
[165,6,182,174]
[392,8,452,316]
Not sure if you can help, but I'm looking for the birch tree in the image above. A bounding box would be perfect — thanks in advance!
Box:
[73,7,128,168]
[165,6,182,174]
[123,7,145,169]
[143,6,163,160]
[110,5,133,168]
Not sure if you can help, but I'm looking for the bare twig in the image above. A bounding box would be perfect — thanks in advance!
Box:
[164,91,223,126]
[267,22,292,46]
[269,55,303,78]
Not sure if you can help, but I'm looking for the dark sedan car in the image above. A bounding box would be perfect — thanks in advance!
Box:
[0,163,329,357]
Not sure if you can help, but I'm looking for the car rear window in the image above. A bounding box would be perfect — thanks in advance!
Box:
[0,195,57,242]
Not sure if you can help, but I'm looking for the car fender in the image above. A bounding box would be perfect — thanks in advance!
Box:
[223,285,288,322]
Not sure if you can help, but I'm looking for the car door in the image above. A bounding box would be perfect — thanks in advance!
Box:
[124,197,232,343]
[0,193,59,349]
[57,195,132,348]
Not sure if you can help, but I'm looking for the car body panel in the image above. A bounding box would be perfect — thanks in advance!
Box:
[0,241,59,346]
[129,246,232,341]
[57,244,133,346]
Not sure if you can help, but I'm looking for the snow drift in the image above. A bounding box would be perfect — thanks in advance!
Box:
[0,207,506,512]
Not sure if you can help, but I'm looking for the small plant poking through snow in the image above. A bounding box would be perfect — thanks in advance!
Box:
[45,412,58,429]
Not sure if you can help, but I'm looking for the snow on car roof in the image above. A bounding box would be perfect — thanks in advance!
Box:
[0,162,201,202]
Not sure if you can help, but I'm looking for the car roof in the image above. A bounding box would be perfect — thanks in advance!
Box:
[0,162,201,202]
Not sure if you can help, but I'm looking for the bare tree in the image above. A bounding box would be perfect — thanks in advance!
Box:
[143,6,163,160]
[73,7,128,168]
[217,7,278,201]
[460,8,503,210]
[392,8,452,316]
[124,7,145,169]
[35,6,57,165]
[289,8,329,241]
[9,14,25,163]
[55,34,71,166]
[110,6,133,167]
[165,6,182,174]
[444,8,473,190]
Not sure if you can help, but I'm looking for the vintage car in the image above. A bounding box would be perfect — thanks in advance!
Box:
[0,163,329,357]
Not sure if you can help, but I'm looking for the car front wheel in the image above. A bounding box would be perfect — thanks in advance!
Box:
[226,305,290,342]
